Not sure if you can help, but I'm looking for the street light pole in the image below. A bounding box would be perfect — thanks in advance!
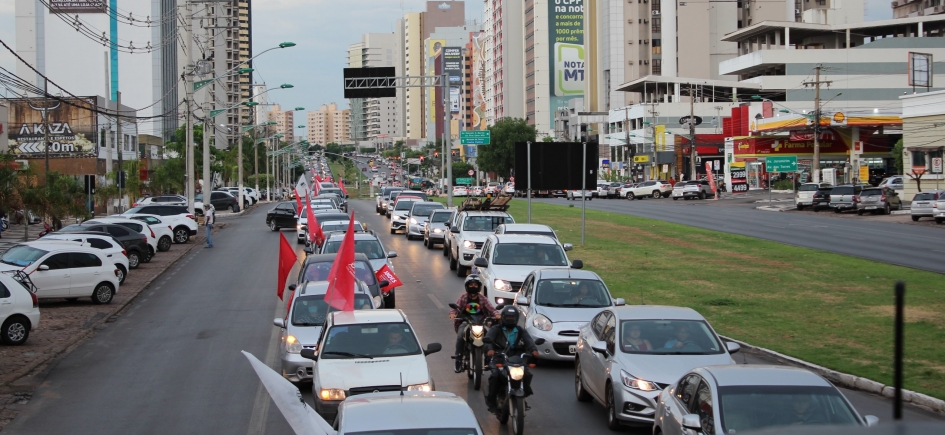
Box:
[184,0,195,215]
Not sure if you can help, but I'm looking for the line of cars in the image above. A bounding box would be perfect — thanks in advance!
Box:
[594,180,716,201]
[795,183,909,216]
[133,186,261,215]
[0,207,199,345]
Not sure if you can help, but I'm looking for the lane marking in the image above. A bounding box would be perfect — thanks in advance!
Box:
[427,293,445,309]
[246,296,289,435]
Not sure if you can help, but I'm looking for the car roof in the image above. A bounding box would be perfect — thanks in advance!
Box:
[298,280,370,296]
[499,223,553,232]
[42,233,115,241]
[18,241,99,253]
[461,211,512,216]
[492,234,559,244]
[302,253,371,265]
[341,392,479,433]
[532,268,601,281]
[612,305,707,321]
[328,308,407,325]
[701,365,831,387]
[324,231,377,241]
[412,201,444,207]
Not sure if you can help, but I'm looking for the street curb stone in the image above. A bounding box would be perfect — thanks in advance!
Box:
[720,335,945,415]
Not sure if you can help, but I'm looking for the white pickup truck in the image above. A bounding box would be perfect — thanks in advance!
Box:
[447,210,515,276]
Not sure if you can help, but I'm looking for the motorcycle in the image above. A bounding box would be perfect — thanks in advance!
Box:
[483,336,545,435]
[448,303,492,390]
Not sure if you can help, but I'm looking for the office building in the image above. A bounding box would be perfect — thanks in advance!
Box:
[347,34,402,143]
[268,104,295,143]
[893,0,945,18]
[483,0,525,124]
[307,104,351,145]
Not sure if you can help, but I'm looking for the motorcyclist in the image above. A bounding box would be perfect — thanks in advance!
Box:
[449,274,499,373]
[484,306,539,412]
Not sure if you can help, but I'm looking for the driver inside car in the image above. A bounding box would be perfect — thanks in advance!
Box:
[383,326,408,355]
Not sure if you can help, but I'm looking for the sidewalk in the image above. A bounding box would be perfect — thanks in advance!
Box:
[0,224,46,253]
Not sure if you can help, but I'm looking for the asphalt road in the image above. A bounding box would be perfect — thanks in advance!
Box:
[528,196,945,274]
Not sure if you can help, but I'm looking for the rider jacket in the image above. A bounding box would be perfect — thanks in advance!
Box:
[484,325,538,355]
[450,294,498,332]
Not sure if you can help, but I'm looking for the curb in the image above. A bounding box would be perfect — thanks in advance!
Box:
[720,335,945,415]
[755,205,793,212]
[0,227,220,387]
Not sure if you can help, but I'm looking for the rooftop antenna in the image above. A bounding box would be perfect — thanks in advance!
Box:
[399,372,405,396]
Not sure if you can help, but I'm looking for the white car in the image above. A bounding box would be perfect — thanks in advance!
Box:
[447,210,515,277]
[306,310,442,421]
[0,271,40,345]
[126,215,175,252]
[504,183,516,194]
[390,198,422,234]
[620,180,673,200]
[296,205,343,244]
[566,190,594,200]
[0,243,120,304]
[119,206,198,244]
[86,218,159,260]
[494,223,558,240]
[132,195,187,208]
[453,186,469,197]
[796,183,832,210]
[472,234,577,305]
[39,234,131,285]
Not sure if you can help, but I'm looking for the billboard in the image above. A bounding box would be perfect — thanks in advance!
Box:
[470,32,488,131]
[427,40,446,141]
[444,47,463,116]
[549,0,585,126]
[6,98,99,157]
[514,142,598,190]
[48,0,107,13]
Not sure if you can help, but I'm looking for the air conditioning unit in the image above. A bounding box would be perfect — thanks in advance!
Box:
[644,39,649,44]
[653,10,660,15]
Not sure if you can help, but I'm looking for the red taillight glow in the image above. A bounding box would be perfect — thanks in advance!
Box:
[881,195,887,202]
[30,292,38,308]
[122,250,127,257]
[149,228,156,238]
[114,269,120,277]
[853,196,860,203]
[187,214,195,221]
[132,203,139,207]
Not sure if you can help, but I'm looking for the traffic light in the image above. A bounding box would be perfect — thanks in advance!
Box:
[451,151,456,156]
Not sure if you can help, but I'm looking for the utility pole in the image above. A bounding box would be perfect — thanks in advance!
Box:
[116,91,123,213]
[689,87,697,181]
[184,0,196,215]
[625,107,632,180]
[42,81,51,175]
[202,2,213,206]
[804,65,831,183]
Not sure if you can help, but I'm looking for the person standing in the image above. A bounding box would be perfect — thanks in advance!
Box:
[203,203,215,248]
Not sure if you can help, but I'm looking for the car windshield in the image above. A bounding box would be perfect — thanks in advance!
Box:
[347,430,478,435]
[719,385,860,433]
[123,206,146,215]
[799,184,821,192]
[0,245,50,267]
[831,186,853,195]
[492,243,568,266]
[411,204,443,217]
[535,279,611,308]
[322,240,386,259]
[861,189,882,196]
[619,320,724,355]
[302,261,377,285]
[430,212,452,223]
[291,294,374,326]
[914,192,937,200]
[462,215,514,231]
[322,222,364,232]
[321,322,421,358]
[395,201,418,211]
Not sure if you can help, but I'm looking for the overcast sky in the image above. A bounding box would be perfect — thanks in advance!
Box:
[0,0,890,136]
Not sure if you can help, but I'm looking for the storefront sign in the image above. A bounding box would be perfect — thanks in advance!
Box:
[733,136,889,156]
[633,155,649,163]
[730,162,748,194]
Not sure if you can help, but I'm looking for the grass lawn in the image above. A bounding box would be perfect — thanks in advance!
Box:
[329,162,370,199]
[500,200,945,400]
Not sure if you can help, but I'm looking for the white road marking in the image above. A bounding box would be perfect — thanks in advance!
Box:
[246,297,289,435]
[427,293,445,309]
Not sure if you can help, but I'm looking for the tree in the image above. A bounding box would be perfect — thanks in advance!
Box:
[541,136,555,142]
[893,138,904,175]
[477,118,536,177]
[908,168,926,192]
[451,161,474,184]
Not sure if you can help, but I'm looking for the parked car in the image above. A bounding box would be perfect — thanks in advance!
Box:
[307,310,441,421]
[126,215,175,252]
[877,175,904,191]
[621,180,673,200]
[910,190,944,221]
[57,224,150,269]
[447,210,515,277]
[795,183,832,210]
[120,205,198,244]
[85,217,159,260]
[266,201,299,231]
[513,268,622,360]
[473,234,578,305]
[406,201,446,240]
[453,186,469,197]
[196,191,240,213]
[504,183,516,195]
[423,209,454,250]
[605,182,624,198]
[566,189,594,200]
[828,185,864,213]
[856,187,902,215]
[272,280,378,383]
[653,365,878,434]
[132,195,186,208]
[672,180,713,200]
[0,243,120,304]
[40,233,130,284]
[0,271,39,345]
[811,185,834,211]
[934,195,945,224]
[575,305,740,429]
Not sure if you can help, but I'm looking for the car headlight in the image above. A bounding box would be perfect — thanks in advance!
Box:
[285,335,302,354]
[463,240,476,249]
[433,228,443,234]
[494,279,511,291]
[621,370,658,391]
[531,314,552,331]
[409,218,418,225]
[319,389,346,401]
[471,324,485,337]
[407,383,432,392]
[296,224,302,230]
[509,366,525,381]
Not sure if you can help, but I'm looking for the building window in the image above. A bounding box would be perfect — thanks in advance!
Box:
[652,39,661,54]
[912,150,928,168]
[652,59,662,74]
[652,18,661,32]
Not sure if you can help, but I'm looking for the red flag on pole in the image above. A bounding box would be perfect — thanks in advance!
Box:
[313,180,321,195]
[339,180,348,196]
[294,189,302,213]
[374,264,403,294]
[277,233,297,300]
[323,212,357,311]
[305,191,326,246]
[315,175,323,183]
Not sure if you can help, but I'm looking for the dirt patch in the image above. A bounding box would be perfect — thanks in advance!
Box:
[866,305,945,327]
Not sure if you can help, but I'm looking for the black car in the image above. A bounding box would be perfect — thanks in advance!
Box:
[58,225,150,269]
[197,191,240,213]
[296,253,393,308]
[811,186,834,211]
[266,201,299,231]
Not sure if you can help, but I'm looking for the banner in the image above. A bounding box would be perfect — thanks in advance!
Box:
[470,32,488,131]
[374,264,403,292]
[48,1,106,13]
[705,161,718,199]
[7,98,98,157]
[549,0,585,126]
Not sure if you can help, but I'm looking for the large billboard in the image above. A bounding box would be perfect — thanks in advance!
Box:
[470,32,488,131]
[7,98,99,157]
[444,46,464,141]
[48,1,107,13]
[549,0,585,126]
[427,40,446,142]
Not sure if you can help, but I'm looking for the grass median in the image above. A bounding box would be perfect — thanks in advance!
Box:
[499,199,945,400]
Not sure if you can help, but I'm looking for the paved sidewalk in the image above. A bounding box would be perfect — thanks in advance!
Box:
[0,224,46,253]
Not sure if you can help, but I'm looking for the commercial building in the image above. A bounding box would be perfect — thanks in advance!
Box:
[483,0,525,124]
[893,0,945,19]
[900,90,945,199]
[307,104,350,145]
[425,26,480,144]
[268,104,295,143]
[347,34,402,145]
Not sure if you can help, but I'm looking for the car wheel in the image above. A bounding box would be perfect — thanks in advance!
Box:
[857,210,864,216]
[912,216,920,222]
[173,227,190,243]
[390,227,396,234]
[698,191,706,200]
[443,243,449,257]
[449,252,458,270]
[1,316,30,345]
[116,265,127,285]
[626,193,635,200]
[652,190,661,199]
[456,263,468,277]
[144,247,154,263]
[884,204,891,215]
[673,197,678,201]
[158,236,172,252]
[606,383,620,431]
[834,207,841,213]
[229,204,237,213]
[91,283,115,304]
[127,251,141,269]
[575,357,592,402]
[797,204,804,210]
[269,220,279,231]
[936,218,943,224]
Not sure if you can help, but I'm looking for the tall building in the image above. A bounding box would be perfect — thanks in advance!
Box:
[237,1,254,126]
[346,34,402,144]
[893,0,945,18]
[307,103,350,145]
[268,104,295,143]
[425,26,480,143]
[483,0,525,124]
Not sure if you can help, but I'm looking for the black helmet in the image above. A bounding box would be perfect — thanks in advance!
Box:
[464,274,483,295]
[500,306,519,328]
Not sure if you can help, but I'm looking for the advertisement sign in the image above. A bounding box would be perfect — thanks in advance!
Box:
[633,155,649,163]
[549,0,585,126]
[466,146,478,158]
[444,46,463,115]
[7,98,99,157]
[705,162,718,196]
[470,33,488,131]
[48,0,106,13]
[859,165,870,182]
[733,136,890,156]
[730,162,748,194]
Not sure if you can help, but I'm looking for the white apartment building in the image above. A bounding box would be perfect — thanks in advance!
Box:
[307,103,350,145]
[483,0,525,124]
[268,104,295,143]
[401,13,426,140]
[347,34,403,143]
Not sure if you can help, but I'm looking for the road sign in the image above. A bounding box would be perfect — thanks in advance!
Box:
[933,157,943,174]
[209,108,227,119]
[467,169,475,176]
[679,115,703,126]
[455,177,473,185]
[765,156,798,172]
[633,155,650,163]
[461,130,491,145]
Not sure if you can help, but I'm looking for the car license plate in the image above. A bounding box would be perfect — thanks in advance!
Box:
[568,345,577,354]
[865,206,877,210]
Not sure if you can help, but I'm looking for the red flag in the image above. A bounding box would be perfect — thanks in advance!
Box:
[323,212,357,311]
[339,180,348,196]
[313,180,321,195]
[374,264,403,294]
[305,191,326,246]
[277,233,298,300]
[315,175,323,183]
[294,189,302,213]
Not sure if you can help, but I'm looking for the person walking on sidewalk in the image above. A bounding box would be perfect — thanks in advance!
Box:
[203,203,216,248]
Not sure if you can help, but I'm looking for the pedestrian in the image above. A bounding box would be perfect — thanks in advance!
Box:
[203,203,215,248]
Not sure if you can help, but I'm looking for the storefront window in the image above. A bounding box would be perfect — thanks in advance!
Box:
[912,151,927,168]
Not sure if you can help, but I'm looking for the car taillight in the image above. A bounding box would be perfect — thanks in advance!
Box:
[168,225,172,230]
[122,249,127,257]
[187,214,195,221]
[132,203,139,207]
[150,228,156,238]
[881,195,887,202]
[114,269,120,277]
[853,196,860,203]
[141,236,148,243]
[30,292,38,308]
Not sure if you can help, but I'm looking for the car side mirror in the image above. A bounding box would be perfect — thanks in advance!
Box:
[516,296,530,306]
[591,340,608,355]
[424,343,442,356]
[303,245,315,254]
[682,414,702,431]
[726,341,741,354]
[450,226,460,233]
[387,251,397,258]
[614,298,626,306]
[300,348,318,361]
[273,318,286,328]
[534,338,546,345]
[37,264,50,271]
[474,257,488,268]
[864,415,879,427]
[563,243,573,251]
[571,260,584,269]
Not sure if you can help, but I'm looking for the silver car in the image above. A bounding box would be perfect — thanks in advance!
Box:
[513,268,623,361]
[910,190,944,221]
[406,201,446,240]
[272,281,378,383]
[654,365,878,435]
[424,209,454,249]
[319,232,397,273]
[574,305,739,429]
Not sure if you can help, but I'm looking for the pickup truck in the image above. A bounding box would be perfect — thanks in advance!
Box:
[447,210,515,277]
